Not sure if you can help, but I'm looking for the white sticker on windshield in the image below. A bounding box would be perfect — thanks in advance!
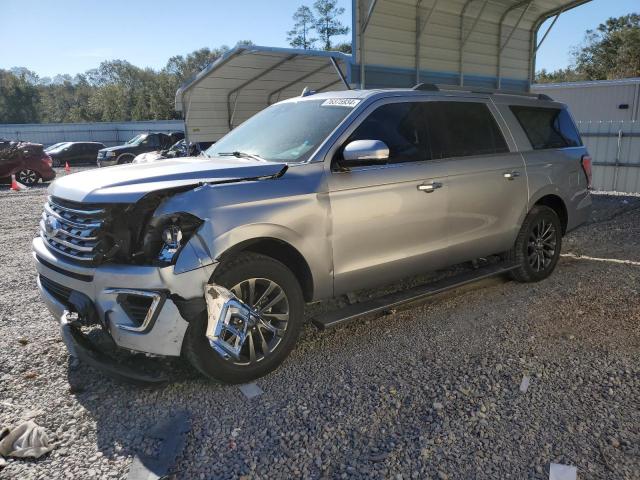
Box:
[321,98,361,108]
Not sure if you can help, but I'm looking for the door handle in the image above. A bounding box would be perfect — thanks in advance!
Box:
[418,182,443,193]
[503,171,520,180]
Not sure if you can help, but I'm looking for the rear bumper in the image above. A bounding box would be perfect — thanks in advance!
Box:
[33,237,216,357]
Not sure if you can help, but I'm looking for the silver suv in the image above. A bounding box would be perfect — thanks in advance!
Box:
[33,85,592,383]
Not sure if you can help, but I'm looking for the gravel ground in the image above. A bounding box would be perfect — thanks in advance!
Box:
[0,170,639,479]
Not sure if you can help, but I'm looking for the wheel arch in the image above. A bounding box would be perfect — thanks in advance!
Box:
[217,237,315,303]
[116,153,135,164]
[533,194,568,235]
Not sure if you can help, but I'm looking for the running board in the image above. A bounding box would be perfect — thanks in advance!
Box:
[311,262,518,330]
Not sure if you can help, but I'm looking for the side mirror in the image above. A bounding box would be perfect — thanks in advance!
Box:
[342,140,389,165]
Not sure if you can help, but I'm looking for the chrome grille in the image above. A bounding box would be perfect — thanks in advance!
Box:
[40,196,106,262]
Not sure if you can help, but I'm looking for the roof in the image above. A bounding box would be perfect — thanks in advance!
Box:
[175,45,352,142]
[353,0,593,91]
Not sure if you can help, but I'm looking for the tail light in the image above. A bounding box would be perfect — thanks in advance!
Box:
[581,154,592,189]
[43,153,52,168]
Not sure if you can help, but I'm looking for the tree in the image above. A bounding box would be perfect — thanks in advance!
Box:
[536,13,640,83]
[287,6,317,49]
[331,42,352,54]
[313,0,349,50]
[0,69,40,123]
[574,13,640,80]
[535,68,586,84]
[0,43,255,124]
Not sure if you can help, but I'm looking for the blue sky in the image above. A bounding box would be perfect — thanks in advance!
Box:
[1,0,637,78]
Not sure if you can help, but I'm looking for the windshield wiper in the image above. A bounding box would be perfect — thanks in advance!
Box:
[217,151,266,162]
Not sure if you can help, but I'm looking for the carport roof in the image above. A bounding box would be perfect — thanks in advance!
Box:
[175,45,351,142]
[353,0,593,90]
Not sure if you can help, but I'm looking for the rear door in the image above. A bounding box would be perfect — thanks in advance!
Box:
[67,143,83,165]
[327,99,450,295]
[425,99,527,264]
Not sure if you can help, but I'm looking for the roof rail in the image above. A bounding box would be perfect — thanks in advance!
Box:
[412,83,553,101]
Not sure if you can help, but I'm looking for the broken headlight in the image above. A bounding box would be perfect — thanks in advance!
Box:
[142,213,203,266]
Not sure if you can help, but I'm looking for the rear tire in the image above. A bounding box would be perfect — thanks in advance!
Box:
[16,169,40,185]
[183,252,304,383]
[508,205,562,283]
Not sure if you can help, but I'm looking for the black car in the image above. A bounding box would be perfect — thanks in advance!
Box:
[47,142,106,167]
[97,133,175,167]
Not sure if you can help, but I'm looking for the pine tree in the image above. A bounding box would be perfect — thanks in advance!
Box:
[287,6,317,50]
[313,0,349,50]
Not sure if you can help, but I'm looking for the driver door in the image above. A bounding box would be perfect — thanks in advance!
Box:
[327,100,450,295]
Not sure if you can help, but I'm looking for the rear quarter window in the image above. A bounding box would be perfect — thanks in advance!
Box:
[510,106,582,150]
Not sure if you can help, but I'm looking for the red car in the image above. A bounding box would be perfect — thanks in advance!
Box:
[0,139,56,186]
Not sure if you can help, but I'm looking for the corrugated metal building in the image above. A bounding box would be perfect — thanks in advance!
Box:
[532,78,640,122]
[352,0,590,90]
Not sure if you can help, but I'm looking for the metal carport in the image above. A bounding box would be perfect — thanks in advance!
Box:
[352,0,591,90]
[175,46,351,143]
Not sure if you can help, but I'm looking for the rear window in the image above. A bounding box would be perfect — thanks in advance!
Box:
[424,102,510,159]
[510,106,582,150]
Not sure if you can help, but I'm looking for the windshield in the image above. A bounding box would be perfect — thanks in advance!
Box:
[126,134,147,145]
[46,142,69,152]
[205,99,357,163]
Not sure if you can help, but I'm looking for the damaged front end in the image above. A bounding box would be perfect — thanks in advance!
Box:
[35,161,288,384]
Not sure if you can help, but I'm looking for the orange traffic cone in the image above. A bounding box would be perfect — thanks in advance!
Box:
[10,174,27,191]
[64,161,71,172]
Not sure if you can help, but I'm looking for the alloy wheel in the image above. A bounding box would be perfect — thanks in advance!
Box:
[16,169,38,185]
[527,219,557,272]
[216,278,290,365]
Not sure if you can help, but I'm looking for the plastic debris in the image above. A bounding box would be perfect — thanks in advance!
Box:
[0,421,55,458]
[239,383,264,399]
[520,375,530,393]
[549,463,577,480]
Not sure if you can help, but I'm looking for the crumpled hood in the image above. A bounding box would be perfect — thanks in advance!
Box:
[49,156,287,203]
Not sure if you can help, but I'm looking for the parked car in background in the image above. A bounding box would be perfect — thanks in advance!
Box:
[0,139,56,185]
[48,142,106,167]
[34,86,592,384]
[97,133,173,167]
[133,140,214,164]
[45,142,69,153]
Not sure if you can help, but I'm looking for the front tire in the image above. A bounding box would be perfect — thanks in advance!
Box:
[117,154,134,165]
[183,252,304,383]
[509,205,562,283]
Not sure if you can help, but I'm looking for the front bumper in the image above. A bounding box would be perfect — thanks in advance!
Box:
[97,157,117,167]
[33,237,216,357]
[59,312,169,384]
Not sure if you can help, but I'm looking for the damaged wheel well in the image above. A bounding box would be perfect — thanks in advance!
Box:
[219,238,314,302]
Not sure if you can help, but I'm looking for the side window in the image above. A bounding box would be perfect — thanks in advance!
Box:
[345,102,430,164]
[510,106,582,150]
[424,102,510,159]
